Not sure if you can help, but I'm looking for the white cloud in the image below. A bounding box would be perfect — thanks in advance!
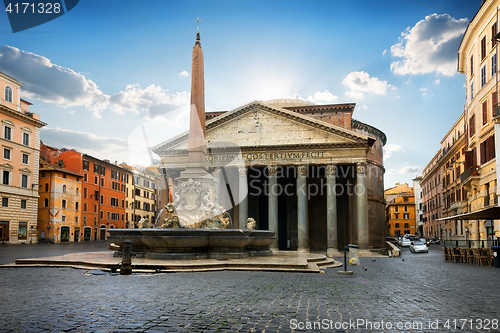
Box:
[0,45,189,119]
[383,143,402,160]
[342,71,394,99]
[435,79,440,84]
[41,127,130,162]
[420,87,428,92]
[306,90,338,104]
[399,165,421,174]
[386,169,397,175]
[382,49,387,56]
[390,13,468,76]
[179,70,189,77]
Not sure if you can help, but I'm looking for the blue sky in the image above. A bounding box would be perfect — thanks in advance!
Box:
[0,0,484,188]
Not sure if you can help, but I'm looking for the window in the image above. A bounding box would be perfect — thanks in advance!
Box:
[481,36,487,60]
[83,187,87,198]
[18,222,27,240]
[21,174,28,188]
[83,203,87,211]
[404,213,409,219]
[493,92,498,117]
[21,199,26,209]
[94,176,98,184]
[94,163,99,173]
[492,52,497,76]
[62,215,66,222]
[44,198,48,207]
[493,22,498,48]
[22,153,29,165]
[22,133,29,146]
[480,134,496,164]
[107,212,110,219]
[100,195,103,204]
[471,82,474,101]
[3,148,11,160]
[100,178,104,186]
[404,223,409,228]
[394,213,399,219]
[2,197,8,207]
[481,65,487,87]
[83,216,87,225]
[100,166,105,175]
[45,183,49,191]
[3,126,11,140]
[404,205,408,211]
[62,185,66,193]
[83,160,89,171]
[76,188,79,196]
[62,200,66,208]
[3,170,10,185]
[83,173,87,182]
[100,211,103,219]
[469,114,476,137]
[4,86,12,103]
[470,55,474,76]
[75,202,79,211]
[483,101,488,125]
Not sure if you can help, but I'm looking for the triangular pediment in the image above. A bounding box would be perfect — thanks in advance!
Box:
[0,163,14,170]
[153,101,369,154]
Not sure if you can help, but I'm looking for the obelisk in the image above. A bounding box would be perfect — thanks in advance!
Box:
[179,21,210,179]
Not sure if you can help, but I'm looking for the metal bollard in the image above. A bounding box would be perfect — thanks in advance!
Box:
[120,239,133,275]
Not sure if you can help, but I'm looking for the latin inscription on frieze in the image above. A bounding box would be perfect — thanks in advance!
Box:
[206,151,326,162]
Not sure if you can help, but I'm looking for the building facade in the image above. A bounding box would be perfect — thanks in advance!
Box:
[40,145,132,240]
[412,176,423,235]
[439,114,468,240]
[38,160,82,242]
[420,151,443,238]
[385,186,416,237]
[0,71,46,244]
[458,0,500,240]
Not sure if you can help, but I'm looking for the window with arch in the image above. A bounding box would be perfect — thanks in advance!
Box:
[62,199,66,208]
[62,185,66,193]
[4,86,12,103]
[45,183,49,191]
[44,198,48,207]
[75,202,79,211]
[76,188,79,196]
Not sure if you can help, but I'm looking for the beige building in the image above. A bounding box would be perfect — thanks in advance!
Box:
[457,0,500,240]
[0,71,46,244]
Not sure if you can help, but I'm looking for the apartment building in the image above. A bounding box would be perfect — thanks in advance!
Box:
[0,71,46,244]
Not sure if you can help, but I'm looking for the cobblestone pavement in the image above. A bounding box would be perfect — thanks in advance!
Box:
[1,244,499,332]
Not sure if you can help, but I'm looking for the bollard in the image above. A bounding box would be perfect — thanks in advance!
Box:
[120,239,133,275]
[338,245,355,275]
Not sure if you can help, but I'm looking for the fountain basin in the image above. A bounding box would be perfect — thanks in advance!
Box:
[108,229,276,260]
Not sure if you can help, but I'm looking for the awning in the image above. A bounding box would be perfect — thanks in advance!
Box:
[437,206,500,221]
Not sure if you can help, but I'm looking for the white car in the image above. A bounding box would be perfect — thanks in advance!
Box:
[400,238,412,247]
[410,241,428,253]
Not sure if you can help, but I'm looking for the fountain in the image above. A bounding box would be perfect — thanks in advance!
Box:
[107,25,276,260]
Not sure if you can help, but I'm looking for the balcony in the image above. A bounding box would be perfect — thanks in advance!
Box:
[450,200,467,211]
[461,166,480,187]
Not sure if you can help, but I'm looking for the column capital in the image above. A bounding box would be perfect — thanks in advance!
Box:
[238,166,248,176]
[326,164,337,176]
[268,165,278,176]
[357,162,367,175]
[297,165,307,176]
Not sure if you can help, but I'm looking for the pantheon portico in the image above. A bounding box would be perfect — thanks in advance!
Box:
[153,99,386,251]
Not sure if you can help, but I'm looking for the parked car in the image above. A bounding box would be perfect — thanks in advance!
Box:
[410,241,428,253]
[400,238,412,247]
[429,237,441,244]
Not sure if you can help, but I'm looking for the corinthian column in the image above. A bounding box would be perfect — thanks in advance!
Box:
[297,165,308,251]
[326,164,337,249]
[356,162,369,249]
[238,166,248,229]
[268,165,278,248]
